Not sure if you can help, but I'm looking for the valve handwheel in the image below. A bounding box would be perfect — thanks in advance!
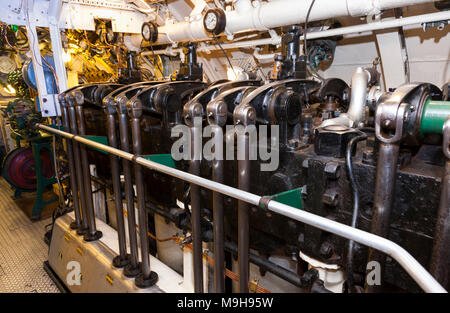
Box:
[2,147,53,191]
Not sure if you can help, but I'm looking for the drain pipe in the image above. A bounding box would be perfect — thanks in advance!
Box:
[321,67,378,128]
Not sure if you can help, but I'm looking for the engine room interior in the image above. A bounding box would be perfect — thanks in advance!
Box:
[0,0,449,296]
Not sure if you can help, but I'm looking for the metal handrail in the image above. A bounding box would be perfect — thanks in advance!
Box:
[36,122,447,293]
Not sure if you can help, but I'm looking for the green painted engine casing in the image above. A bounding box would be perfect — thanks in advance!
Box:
[420,98,450,135]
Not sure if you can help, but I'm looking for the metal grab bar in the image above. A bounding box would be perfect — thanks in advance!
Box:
[35,123,447,293]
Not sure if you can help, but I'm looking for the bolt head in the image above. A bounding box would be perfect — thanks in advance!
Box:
[319,242,334,259]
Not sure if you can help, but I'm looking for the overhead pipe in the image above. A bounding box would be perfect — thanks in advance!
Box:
[35,122,446,293]
[141,11,450,55]
[154,0,438,45]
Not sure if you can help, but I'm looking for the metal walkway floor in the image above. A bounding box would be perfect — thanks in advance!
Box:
[0,178,59,293]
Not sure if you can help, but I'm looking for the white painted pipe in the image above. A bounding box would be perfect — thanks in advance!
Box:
[141,11,450,56]
[321,67,371,128]
[156,0,437,44]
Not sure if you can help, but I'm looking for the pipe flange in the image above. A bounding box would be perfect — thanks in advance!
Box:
[70,221,81,230]
[135,271,159,289]
[76,226,89,236]
[83,230,103,242]
[123,263,142,278]
[112,254,131,268]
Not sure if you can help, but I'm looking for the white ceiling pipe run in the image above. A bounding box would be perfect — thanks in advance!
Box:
[156,0,437,44]
[140,11,450,56]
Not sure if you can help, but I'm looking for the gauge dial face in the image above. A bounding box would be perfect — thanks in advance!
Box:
[203,9,226,35]
[141,22,158,42]
[204,12,218,31]
[142,23,151,41]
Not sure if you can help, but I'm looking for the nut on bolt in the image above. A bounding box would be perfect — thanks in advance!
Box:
[314,125,361,158]
[319,241,334,259]
[322,189,338,206]
[324,162,341,180]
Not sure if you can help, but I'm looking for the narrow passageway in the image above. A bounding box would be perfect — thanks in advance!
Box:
[0,178,59,293]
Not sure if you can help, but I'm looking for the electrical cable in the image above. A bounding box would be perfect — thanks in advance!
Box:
[303,0,316,64]
[212,33,236,78]
[2,24,28,51]
[344,128,374,292]
[149,40,164,77]
[52,134,67,209]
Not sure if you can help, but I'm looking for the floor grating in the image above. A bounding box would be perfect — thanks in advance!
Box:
[0,178,59,293]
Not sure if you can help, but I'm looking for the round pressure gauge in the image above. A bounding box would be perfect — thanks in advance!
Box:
[141,21,158,43]
[203,8,226,35]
